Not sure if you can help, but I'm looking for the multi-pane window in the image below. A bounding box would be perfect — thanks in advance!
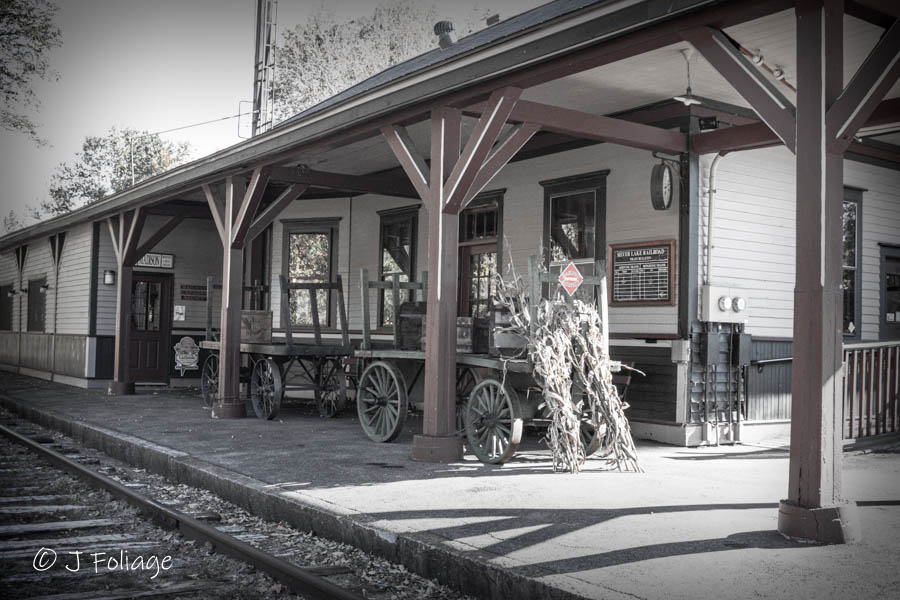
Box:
[283,220,338,327]
[0,284,12,330]
[541,171,607,303]
[549,191,596,264]
[842,194,859,336]
[459,196,501,319]
[27,277,46,332]
[378,208,417,327]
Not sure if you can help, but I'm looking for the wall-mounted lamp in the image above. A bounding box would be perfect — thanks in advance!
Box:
[19,288,28,295]
[39,284,50,294]
[6,290,16,298]
[103,270,116,286]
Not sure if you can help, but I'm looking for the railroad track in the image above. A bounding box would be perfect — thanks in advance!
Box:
[0,416,468,600]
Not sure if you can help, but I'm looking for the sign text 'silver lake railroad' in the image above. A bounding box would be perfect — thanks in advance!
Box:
[610,241,674,305]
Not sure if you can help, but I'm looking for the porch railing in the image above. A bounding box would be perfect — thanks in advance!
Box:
[843,340,900,439]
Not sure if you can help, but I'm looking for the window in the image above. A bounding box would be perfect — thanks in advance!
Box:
[881,246,900,340]
[458,193,502,319]
[282,220,339,327]
[0,284,12,330]
[842,189,862,336]
[378,207,418,327]
[132,280,162,331]
[27,277,46,332]
[541,171,608,303]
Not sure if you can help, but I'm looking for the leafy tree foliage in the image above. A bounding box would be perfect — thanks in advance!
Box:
[273,0,482,122]
[43,126,192,216]
[2,204,42,234]
[1,0,62,144]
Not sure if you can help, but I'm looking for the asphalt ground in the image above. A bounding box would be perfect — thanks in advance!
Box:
[1,372,898,600]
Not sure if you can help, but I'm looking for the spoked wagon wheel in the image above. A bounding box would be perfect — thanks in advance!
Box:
[315,358,348,418]
[250,357,283,420]
[200,354,219,407]
[455,367,481,436]
[357,360,408,442]
[465,379,523,464]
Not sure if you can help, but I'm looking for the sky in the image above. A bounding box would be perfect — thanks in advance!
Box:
[1,0,545,228]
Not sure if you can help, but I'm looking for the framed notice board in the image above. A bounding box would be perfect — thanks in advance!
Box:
[608,240,675,306]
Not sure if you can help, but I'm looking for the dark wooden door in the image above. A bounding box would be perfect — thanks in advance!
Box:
[129,273,172,382]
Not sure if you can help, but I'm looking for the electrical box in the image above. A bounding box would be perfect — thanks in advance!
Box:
[671,339,691,363]
[731,333,752,367]
[699,331,721,366]
[701,284,750,323]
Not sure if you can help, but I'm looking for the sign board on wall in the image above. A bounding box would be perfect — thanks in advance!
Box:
[135,253,174,269]
[180,284,207,302]
[609,240,675,306]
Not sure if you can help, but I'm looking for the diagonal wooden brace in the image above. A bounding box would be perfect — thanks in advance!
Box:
[683,26,796,152]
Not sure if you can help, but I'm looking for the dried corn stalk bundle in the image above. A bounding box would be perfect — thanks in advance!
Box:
[493,266,642,474]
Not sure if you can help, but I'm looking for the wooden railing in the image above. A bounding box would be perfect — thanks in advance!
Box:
[843,341,900,439]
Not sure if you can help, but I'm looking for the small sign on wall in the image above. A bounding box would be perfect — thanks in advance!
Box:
[173,305,185,321]
[180,284,207,302]
[135,253,174,269]
[609,240,675,306]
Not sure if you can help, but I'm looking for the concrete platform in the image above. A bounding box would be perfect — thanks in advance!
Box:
[1,372,899,600]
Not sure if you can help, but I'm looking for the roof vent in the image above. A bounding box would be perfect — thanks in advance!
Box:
[434,21,456,49]
[486,14,500,27]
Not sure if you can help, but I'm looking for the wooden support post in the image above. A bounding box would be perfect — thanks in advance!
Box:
[382,89,538,462]
[778,0,860,544]
[202,167,292,418]
[107,209,145,396]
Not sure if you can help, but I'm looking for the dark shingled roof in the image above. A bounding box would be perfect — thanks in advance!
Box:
[278,0,609,127]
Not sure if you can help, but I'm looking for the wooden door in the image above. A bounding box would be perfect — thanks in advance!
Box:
[129,273,172,382]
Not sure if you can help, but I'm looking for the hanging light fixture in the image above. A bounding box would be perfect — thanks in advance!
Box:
[673,48,702,107]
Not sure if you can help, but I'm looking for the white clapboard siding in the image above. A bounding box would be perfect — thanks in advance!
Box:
[701,146,900,340]
[0,250,19,331]
[845,160,900,340]
[95,224,118,336]
[55,223,94,335]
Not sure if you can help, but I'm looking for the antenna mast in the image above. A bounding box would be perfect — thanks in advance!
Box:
[252,0,277,136]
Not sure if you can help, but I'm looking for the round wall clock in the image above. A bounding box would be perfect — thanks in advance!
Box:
[650,162,675,210]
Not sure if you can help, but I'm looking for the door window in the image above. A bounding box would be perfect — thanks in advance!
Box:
[132,280,162,331]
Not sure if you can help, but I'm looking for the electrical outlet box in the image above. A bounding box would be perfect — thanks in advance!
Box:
[731,333,752,366]
[701,284,750,323]
[700,331,721,366]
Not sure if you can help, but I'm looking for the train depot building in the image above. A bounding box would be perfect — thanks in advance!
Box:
[1,0,898,544]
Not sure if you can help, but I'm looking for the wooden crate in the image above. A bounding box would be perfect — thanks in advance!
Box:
[457,316,489,354]
[397,301,427,350]
[241,310,272,343]
[490,307,528,357]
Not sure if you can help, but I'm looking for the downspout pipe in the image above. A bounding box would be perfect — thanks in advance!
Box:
[705,153,726,286]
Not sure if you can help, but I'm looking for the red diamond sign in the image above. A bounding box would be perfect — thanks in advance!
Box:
[558,262,584,296]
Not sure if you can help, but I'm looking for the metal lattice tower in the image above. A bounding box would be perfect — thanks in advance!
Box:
[252,0,277,136]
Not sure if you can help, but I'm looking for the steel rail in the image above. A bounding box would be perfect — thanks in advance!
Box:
[0,423,364,600]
